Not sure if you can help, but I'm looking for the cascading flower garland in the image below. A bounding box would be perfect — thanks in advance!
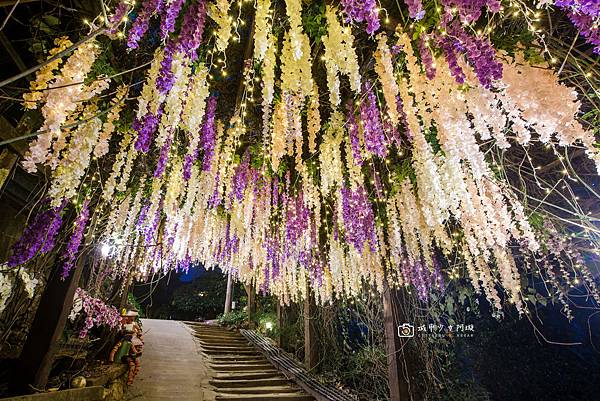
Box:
[0,265,39,314]
[61,199,90,278]
[8,201,65,267]
[8,0,600,314]
[127,0,162,49]
[339,0,380,34]
[48,118,103,206]
[208,0,233,52]
[161,0,185,39]
[22,41,105,174]
[359,82,388,158]
[94,85,128,158]
[22,36,73,109]
[322,6,361,108]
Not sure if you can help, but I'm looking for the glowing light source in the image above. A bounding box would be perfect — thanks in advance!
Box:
[101,243,111,257]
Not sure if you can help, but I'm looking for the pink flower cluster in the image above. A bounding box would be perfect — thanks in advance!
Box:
[73,288,121,338]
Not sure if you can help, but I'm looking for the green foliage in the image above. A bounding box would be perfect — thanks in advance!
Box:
[302,2,327,45]
[127,292,144,318]
[528,211,545,231]
[254,310,278,339]
[170,273,228,320]
[338,345,389,401]
[88,45,118,83]
[217,309,248,328]
[394,157,416,186]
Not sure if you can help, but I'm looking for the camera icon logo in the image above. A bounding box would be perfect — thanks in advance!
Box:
[398,323,415,338]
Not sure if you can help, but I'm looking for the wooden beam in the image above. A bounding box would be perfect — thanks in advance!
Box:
[303,292,318,371]
[224,271,233,314]
[244,283,256,324]
[0,112,41,156]
[0,149,17,189]
[383,281,412,401]
[276,301,283,347]
[16,213,98,391]
[0,0,40,6]
[0,32,27,72]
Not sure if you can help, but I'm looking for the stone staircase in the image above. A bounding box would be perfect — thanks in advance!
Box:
[186,323,315,401]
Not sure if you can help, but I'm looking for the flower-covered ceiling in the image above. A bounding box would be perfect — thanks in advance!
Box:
[4,0,599,313]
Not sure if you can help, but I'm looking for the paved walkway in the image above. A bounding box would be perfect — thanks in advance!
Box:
[127,319,215,401]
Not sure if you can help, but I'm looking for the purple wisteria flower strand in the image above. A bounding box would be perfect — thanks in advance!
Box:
[154,132,173,177]
[156,41,177,94]
[339,0,380,35]
[360,82,388,157]
[8,201,66,267]
[340,184,377,253]
[107,2,130,35]
[346,99,363,166]
[440,17,502,88]
[177,0,208,59]
[231,152,251,201]
[404,0,425,20]
[160,0,185,39]
[61,199,90,279]
[285,192,311,246]
[133,108,162,153]
[127,0,163,49]
[418,35,437,80]
[144,200,163,243]
[183,150,198,181]
[201,96,217,171]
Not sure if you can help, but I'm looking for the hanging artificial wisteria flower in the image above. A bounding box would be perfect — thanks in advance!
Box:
[22,41,105,174]
[208,0,233,52]
[48,118,103,207]
[7,201,66,267]
[160,0,185,39]
[127,0,162,49]
[360,82,388,158]
[201,95,218,171]
[22,36,73,109]
[61,200,90,279]
[339,0,380,34]
[322,6,361,108]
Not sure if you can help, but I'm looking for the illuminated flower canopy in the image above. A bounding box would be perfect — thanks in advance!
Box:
[6,0,600,316]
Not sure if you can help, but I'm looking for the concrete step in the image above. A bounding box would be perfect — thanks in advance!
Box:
[202,344,256,351]
[216,385,302,394]
[210,377,292,388]
[210,363,274,371]
[215,393,314,401]
[203,348,260,355]
[193,326,238,333]
[210,358,268,366]
[184,322,314,401]
[210,354,267,361]
[213,371,282,381]
[195,334,247,341]
[197,339,250,347]
[195,333,245,339]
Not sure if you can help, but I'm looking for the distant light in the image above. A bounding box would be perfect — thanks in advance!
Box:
[265,321,273,330]
[101,243,111,257]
